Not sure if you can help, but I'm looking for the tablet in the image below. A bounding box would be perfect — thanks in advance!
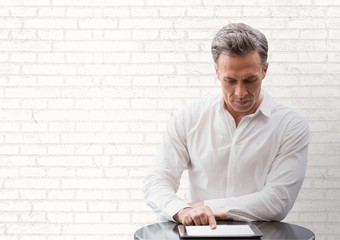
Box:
[178,224,263,238]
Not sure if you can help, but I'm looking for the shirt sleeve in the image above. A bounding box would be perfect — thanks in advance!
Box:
[143,109,191,221]
[205,114,310,221]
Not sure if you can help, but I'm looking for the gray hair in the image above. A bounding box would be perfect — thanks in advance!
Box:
[211,23,268,66]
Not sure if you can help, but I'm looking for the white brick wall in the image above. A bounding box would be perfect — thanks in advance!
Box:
[0,1,339,239]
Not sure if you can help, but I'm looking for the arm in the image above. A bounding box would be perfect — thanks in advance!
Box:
[143,110,191,221]
[205,115,310,221]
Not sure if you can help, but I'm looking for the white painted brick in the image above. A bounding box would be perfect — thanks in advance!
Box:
[53,0,144,6]
[131,52,159,63]
[132,30,159,40]
[102,190,129,200]
[24,18,77,29]
[20,167,46,177]
[93,156,110,167]
[131,7,158,17]
[47,213,73,223]
[0,201,32,211]
[47,190,74,200]
[0,8,9,16]
[37,29,64,40]
[5,179,59,189]
[66,7,93,17]
[0,157,35,167]
[243,7,269,16]
[7,223,61,234]
[76,190,102,200]
[0,145,19,154]
[0,190,19,200]
[120,19,173,29]
[38,156,92,167]
[38,7,65,17]
[187,7,215,17]
[104,30,131,40]
[159,7,186,17]
[54,41,143,52]
[77,168,103,177]
[0,18,22,28]
[20,212,46,222]
[0,213,18,222]
[88,201,117,212]
[78,18,118,29]
[75,213,101,223]
[34,201,87,212]
[10,53,36,63]
[103,8,130,17]
[102,213,130,223]
[160,53,186,63]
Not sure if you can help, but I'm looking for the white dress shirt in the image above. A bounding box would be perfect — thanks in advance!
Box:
[144,90,309,222]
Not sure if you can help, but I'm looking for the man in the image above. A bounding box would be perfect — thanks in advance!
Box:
[144,23,309,229]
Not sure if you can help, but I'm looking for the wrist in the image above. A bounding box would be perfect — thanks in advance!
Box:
[174,207,192,223]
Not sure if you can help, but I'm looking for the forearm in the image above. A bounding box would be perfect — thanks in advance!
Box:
[205,185,291,222]
[144,171,190,221]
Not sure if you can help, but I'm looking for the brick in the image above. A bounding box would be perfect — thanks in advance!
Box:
[102,190,129,200]
[78,19,118,29]
[76,190,102,200]
[37,30,64,40]
[187,7,215,17]
[34,201,87,211]
[20,212,46,222]
[24,19,77,29]
[47,213,73,223]
[38,156,92,167]
[53,0,144,6]
[75,213,101,223]
[103,8,130,17]
[159,7,186,16]
[131,7,158,17]
[5,179,59,189]
[38,7,65,17]
[7,223,61,234]
[88,201,117,212]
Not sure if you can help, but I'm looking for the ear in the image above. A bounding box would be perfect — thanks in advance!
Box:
[262,62,269,78]
[214,64,220,80]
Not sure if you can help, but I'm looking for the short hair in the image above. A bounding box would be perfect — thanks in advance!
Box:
[211,23,268,66]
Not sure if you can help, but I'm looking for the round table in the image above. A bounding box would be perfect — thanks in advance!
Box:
[134,221,315,240]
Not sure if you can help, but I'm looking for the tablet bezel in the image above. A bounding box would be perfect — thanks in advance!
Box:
[178,223,263,239]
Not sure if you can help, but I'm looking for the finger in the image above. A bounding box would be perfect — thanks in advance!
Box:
[198,210,209,225]
[191,211,202,226]
[215,212,228,220]
[204,207,217,229]
[183,214,194,226]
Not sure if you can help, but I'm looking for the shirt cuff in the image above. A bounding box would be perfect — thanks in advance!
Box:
[163,199,191,221]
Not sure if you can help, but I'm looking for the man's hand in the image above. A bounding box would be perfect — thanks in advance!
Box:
[173,202,227,229]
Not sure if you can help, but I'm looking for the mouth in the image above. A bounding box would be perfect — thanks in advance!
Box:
[235,100,250,106]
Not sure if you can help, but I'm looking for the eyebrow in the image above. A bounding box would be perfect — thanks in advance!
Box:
[224,75,258,81]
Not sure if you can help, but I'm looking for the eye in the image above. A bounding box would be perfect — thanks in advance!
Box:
[224,78,237,84]
[244,77,257,84]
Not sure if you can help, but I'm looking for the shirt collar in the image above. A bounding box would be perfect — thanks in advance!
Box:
[256,90,273,118]
[218,89,275,118]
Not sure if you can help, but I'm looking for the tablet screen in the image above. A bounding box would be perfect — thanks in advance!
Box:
[178,224,263,238]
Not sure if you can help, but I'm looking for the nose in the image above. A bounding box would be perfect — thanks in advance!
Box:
[235,83,248,98]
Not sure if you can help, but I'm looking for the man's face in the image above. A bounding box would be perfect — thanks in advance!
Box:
[215,51,268,116]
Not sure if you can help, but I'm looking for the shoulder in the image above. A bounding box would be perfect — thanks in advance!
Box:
[174,94,221,121]
[271,102,309,137]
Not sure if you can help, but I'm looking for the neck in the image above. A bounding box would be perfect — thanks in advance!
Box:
[224,94,264,127]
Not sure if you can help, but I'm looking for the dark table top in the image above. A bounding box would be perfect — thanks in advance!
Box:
[134,220,315,240]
